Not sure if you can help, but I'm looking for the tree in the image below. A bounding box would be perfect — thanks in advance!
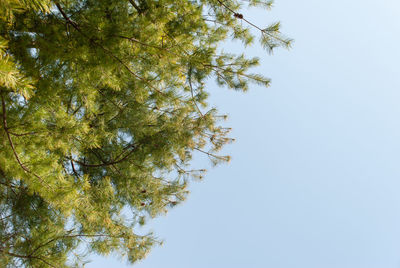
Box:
[0,0,291,266]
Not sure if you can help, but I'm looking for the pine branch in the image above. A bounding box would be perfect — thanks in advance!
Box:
[55,3,165,96]
[29,229,76,257]
[194,147,229,161]
[90,148,123,175]
[3,251,56,268]
[70,159,79,178]
[188,67,204,118]
[69,145,137,168]
[1,95,50,189]
[214,0,291,46]
[29,231,142,259]
[8,131,37,137]
[128,0,142,13]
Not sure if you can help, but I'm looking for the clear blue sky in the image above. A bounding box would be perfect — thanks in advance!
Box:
[89,0,400,267]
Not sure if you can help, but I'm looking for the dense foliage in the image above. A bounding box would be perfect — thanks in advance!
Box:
[0,0,290,266]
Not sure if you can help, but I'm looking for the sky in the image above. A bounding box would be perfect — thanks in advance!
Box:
[88,0,400,267]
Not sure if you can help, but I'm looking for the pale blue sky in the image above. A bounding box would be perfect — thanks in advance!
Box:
[89,1,400,267]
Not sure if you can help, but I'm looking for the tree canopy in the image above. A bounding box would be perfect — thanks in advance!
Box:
[0,0,291,266]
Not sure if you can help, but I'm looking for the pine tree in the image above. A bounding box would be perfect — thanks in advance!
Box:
[0,0,291,266]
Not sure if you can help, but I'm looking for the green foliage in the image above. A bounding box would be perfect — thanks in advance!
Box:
[0,0,290,266]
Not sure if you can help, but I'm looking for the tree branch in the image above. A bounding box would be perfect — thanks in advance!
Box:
[128,0,141,13]
[55,3,165,96]
[188,67,204,117]
[4,251,56,268]
[1,95,50,189]
[214,0,290,45]
[68,145,137,168]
